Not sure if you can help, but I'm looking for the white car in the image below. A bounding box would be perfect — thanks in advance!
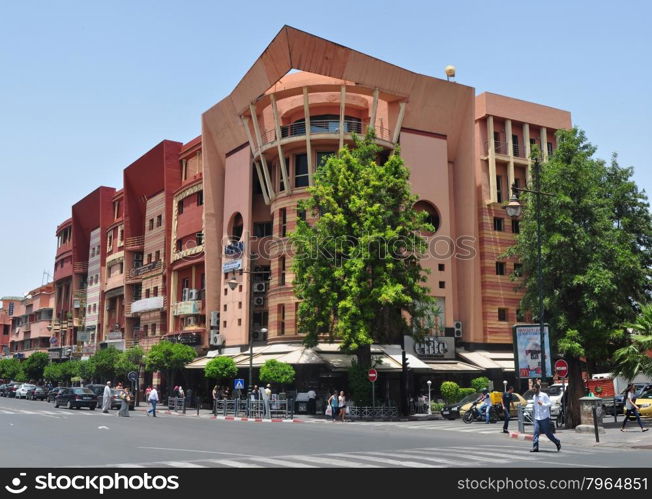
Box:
[523,384,565,421]
[14,383,36,399]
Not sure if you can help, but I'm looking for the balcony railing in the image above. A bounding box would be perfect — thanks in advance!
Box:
[130,296,166,314]
[73,262,89,273]
[129,260,162,278]
[125,235,145,249]
[172,300,202,316]
[260,119,392,147]
[487,140,528,159]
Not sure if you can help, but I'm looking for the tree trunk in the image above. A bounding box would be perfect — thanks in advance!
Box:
[565,356,584,428]
[356,344,372,370]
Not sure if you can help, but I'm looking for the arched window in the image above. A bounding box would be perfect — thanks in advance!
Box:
[414,201,440,233]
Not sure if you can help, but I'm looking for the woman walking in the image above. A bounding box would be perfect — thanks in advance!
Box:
[118,387,131,417]
[327,390,339,422]
[338,390,347,422]
[621,384,649,432]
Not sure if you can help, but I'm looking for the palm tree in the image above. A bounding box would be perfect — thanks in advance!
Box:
[612,304,652,380]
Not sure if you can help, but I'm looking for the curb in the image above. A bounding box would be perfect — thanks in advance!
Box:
[210,415,304,423]
[508,431,534,441]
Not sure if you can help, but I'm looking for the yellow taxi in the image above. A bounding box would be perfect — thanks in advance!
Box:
[459,391,527,418]
[635,390,652,417]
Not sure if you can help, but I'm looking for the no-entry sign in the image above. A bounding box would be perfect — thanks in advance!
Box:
[554,359,569,378]
[368,368,378,383]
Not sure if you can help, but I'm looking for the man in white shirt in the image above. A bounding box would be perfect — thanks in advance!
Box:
[531,384,561,452]
[147,385,159,417]
[102,381,112,413]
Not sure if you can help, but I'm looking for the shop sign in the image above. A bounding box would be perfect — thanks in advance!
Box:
[77,331,91,342]
[107,331,123,340]
[172,301,201,316]
[224,241,244,257]
[222,259,242,273]
[413,335,455,359]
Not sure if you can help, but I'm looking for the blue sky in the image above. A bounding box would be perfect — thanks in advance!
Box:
[1,0,650,296]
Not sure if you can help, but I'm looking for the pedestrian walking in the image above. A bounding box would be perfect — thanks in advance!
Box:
[145,385,152,402]
[530,384,561,452]
[338,391,347,422]
[118,387,131,417]
[262,384,271,419]
[102,381,112,413]
[147,385,159,417]
[621,384,649,432]
[327,390,339,421]
[502,386,515,433]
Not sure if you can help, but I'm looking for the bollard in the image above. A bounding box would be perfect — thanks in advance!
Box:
[289,398,294,420]
[183,397,186,414]
[517,404,525,434]
[197,397,200,416]
[592,406,600,443]
[213,398,216,416]
[613,396,617,424]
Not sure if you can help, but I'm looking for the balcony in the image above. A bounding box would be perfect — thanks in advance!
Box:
[172,300,202,317]
[486,140,529,159]
[259,119,392,154]
[131,296,165,314]
[129,260,162,278]
[73,261,89,273]
[125,235,145,250]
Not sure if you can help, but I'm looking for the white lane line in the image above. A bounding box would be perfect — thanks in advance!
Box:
[246,457,317,468]
[448,447,538,461]
[162,461,207,468]
[358,451,465,467]
[0,410,16,414]
[280,455,379,468]
[138,447,254,457]
[18,410,39,414]
[115,464,145,468]
[41,411,60,415]
[204,459,263,468]
[340,453,439,468]
[404,449,506,464]
[477,444,586,455]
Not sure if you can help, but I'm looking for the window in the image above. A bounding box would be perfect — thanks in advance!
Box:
[224,287,228,296]
[238,301,242,309]
[156,215,162,227]
[295,154,309,187]
[197,191,204,206]
[119,262,123,274]
[438,264,445,271]
[177,199,184,214]
[143,324,149,336]
[280,256,286,286]
[254,222,273,238]
[512,134,519,156]
[530,138,536,146]
[493,217,504,231]
[493,132,500,151]
[496,262,506,275]
[414,201,440,232]
[145,289,150,298]
[196,232,204,246]
[153,287,158,297]
[87,305,91,313]
[316,151,334,170]
[119,229,124,244]
[278,304,285,336]
[200,273,205,290]
[93,304,97,312]
[107,234,113,251]
[496,175,503,203]
[279,157,288,192]
[176,239,182,251]
[155,250,160,261]
[113,200,121,220]
[223,321,227,328]
[151,323,156,335]
[438,281,446,289]
[149,219,154,231]
[147,253,152,264]
[182,278,189,290]
[223,304,227,312]
[297,204,306,223]
[514,263,523,277]
[280,208,287,237]
[498,308,508,322]
[91,247,95,258]
[547,142,553,157]
[238,318,242,326]
[512,220,520,234]
[181,159,188,181]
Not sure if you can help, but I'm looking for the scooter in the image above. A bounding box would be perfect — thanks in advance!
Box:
[463,400,498,424]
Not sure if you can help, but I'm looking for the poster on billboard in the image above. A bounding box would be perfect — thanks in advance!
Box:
[512,324,552,378]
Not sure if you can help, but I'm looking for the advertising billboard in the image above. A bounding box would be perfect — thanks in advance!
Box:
[512,324,552,378]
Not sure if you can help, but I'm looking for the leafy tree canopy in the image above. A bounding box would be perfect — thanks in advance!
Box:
[204,357,237,382]
[259,359,295,386]
[144,341,195,372]
[0,358,22,380]
[22,352,49,381]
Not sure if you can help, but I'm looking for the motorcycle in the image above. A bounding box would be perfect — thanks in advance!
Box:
[463,400,498,424]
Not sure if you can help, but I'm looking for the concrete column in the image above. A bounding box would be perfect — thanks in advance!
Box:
[270,94,290,193]
[254,161,270,204]
[487,116,497,203]
[303,87,313,185]
[169,270,178,334]
[523,123,532,186]
[339,85,346,151]
[505,119,514,192]
[370,88,379,131]
[392,102,406,144]
[540,127,548,162]
[248,105,275,200]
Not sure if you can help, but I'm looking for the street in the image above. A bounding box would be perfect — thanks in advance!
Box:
[2,397,651,468]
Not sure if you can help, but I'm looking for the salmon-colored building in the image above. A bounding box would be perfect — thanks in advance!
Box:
[0,297,22,358]
[7,284,54,359]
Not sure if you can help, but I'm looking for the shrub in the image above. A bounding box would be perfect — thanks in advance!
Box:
[471,376,490,392]
[431,402,445,413]
[205,357,238,384]
[259,360,296,389]
[458,387,477,400]
[440,381,460,403]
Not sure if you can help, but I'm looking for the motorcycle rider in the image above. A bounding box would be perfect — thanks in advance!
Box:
[476,389,493,423]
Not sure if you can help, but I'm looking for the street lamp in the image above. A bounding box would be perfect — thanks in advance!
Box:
[227,271,269,393]
[505,157,552,381]
[426,380,432,415]
[503,380,508,393]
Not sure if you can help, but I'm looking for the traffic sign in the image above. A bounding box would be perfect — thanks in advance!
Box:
[127,371,138,383]
[234,378,245,390]
[368,368,378,383]
[554,359,569,378]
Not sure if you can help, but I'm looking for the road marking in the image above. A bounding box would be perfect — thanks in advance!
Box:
[477,444,586,455]
[203,459,263,468]
[138,447,254,457]
[0,410,16,414]
[162,461,207,468]
[280,455,380,467]
[448,447,538,461]
[245,457,317,468]
[41,411,60,415]
[340,453,438,468]
[404,448,505,464]
[357,451,464,467]
[115,464,145,468]
[18,410,39,414]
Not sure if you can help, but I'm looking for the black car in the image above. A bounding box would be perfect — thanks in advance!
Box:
[27,386,48,401]
[54,387,97,410]
[85,384,107,405]
[440,392,481,420]
[47,387,66,403]
[0,384,7,396]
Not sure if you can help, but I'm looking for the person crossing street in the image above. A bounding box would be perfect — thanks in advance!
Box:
[102,381,112,413]
[147,385,159,417]
[530,384,561,453]
[502,386,515,433]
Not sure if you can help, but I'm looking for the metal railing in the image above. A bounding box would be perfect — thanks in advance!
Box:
[125,236,145,249]
[348,405,399,420]
[212,398,295,419]
[486,140,529,158]
[130,260,162,278]
[261,120,392,147]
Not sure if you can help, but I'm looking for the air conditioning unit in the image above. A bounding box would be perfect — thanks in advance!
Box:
[185,316,198,327]
[188,289,200,300]
[253,296,265,307]
[181,288,189,301]
[253,282,266,293]
[252,330,267,341]
[210,331,225,346]
[453,320,463,338]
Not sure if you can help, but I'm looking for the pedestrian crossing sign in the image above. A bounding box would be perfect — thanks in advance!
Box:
[234,379,245,390]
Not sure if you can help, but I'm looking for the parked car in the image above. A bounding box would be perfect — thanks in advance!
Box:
[523,384,566,421]
[15,383,36,399]
[458,392,527,419]
[440,393,480,420]
[85,384,107,405]
[54,387,97,410]
[47,387,66,403]
[636,389,652,418]
[4,382,21,398]
[27,386,48,401]
[0,384,7,396]
[605,383,652,415]
[111,389,135,410]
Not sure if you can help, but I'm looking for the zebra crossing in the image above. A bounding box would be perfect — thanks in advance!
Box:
[0,407,146,418]
[315,419,519,435]
[95,443,612,468]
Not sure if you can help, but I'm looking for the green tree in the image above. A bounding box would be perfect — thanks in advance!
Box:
[259,359,295,391]
[506,128,652,427]
[470,377,490,392]
[439,381,460,403]
[90,347,121,382]
[115,346,144,380]
[0,358,22,380]
[78,360,95,382]
[43,363,62,382]
[22,352,50,381]
[346,361,372,405]
[58,361,81,384]
[291,132,435,367]
[144,341,196,390]
[612,303,652,380]
[204,357,238,386]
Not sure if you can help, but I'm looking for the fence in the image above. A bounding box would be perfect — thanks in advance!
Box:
[348,405,399,420]
[212,398,295,419]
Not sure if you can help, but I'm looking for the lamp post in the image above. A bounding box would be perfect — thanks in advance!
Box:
[227,270,269,393]
[503,380,508,393]
[505,157,552,381]
[427,380,432,415]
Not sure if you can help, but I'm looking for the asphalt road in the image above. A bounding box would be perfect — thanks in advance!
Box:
[1,396,650,468]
